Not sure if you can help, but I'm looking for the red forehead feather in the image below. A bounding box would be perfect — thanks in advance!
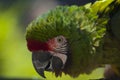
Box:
[26,39,56,52]
[26,39,49,51]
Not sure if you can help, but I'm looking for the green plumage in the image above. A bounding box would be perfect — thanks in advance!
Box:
[26,0,120,78]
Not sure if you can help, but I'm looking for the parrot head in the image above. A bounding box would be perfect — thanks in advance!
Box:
[26,6,105,78]
[27,35,69,78]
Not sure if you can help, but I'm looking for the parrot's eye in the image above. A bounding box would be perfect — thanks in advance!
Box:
[56,36,66,44]
[54,36,68,54]
[57,37,63,43]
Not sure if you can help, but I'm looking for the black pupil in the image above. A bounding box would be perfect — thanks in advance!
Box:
[58,38,62,42]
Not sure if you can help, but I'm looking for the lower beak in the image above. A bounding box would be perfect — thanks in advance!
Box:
[32,51,64,78]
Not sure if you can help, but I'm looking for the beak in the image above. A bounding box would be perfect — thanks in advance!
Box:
[32,51,64,78]
[32,51,52,78]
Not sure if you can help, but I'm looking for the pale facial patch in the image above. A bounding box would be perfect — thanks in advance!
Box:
[49,51,67,67]
[53,53,67,66]
[47,35,68,54]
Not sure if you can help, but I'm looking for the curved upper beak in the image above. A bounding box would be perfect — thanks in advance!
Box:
[32,51,65,78]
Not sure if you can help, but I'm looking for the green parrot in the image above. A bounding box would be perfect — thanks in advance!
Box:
[25,0,120,79]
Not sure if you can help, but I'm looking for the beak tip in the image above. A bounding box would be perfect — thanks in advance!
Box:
[41,75,46,78]
[37,69,46,78]
[40,73,46,78]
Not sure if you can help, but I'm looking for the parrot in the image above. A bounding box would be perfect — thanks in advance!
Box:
[25,0,120,79]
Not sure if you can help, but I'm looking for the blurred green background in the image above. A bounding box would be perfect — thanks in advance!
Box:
[0,0,104,80]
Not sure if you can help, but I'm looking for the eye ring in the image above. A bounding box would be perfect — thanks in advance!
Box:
[57,37,63,43]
